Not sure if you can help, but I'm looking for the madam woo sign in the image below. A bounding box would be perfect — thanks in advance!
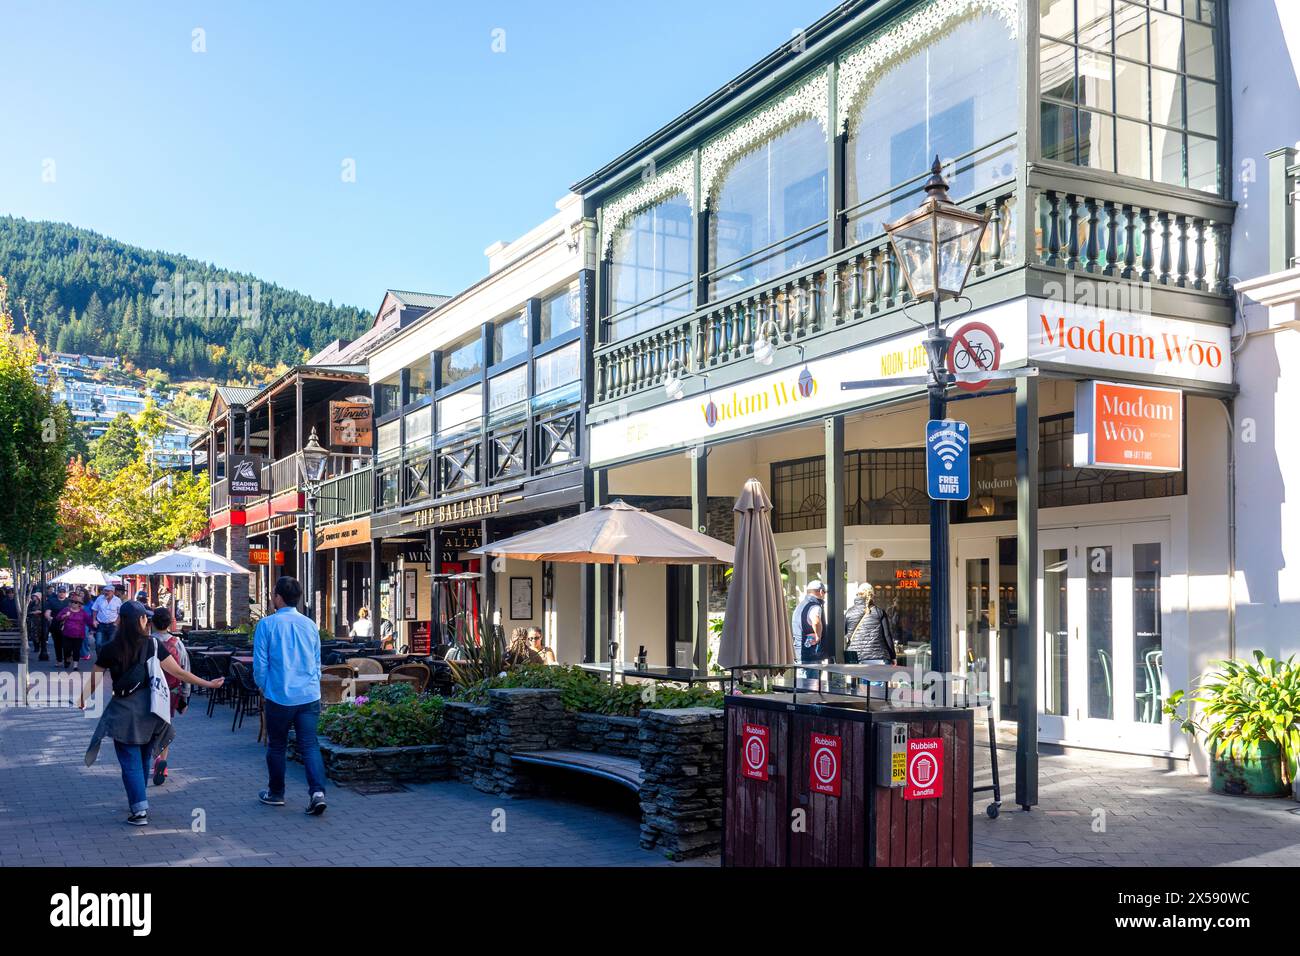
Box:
[1074,381,1183,472]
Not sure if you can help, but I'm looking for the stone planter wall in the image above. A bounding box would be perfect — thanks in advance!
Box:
[471,688,573,796]
[319,738,451,783]
[572,712,642,758]
[442,701,491,785]
[637,707,726,859]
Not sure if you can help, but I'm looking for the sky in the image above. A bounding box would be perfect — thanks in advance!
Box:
[0,0,834,312]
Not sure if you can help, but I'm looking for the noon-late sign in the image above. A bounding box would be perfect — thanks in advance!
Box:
[741,723,769,781]
[809,732,842,797]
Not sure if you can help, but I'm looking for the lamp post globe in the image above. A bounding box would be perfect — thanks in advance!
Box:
[883,156,988,677]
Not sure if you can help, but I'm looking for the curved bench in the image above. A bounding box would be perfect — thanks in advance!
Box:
[509,749,643,792]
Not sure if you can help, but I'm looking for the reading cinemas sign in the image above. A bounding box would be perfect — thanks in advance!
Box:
[1074,380,1183,472]
[329,400,373,447]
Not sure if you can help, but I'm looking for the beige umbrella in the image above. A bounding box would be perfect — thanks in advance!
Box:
[469,500,733,683]
[718,479,794,671]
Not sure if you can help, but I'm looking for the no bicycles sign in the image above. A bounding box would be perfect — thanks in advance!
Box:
[946,320,1002,392]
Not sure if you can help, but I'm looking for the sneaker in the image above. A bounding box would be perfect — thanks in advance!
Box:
[152,759,168,786]
[306,792,327,816]
[126,812,148,827]
[258,789,285,806]
[72,662,79,672]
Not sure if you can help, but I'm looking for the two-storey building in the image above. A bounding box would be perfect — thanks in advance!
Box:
[575,0,1235,786]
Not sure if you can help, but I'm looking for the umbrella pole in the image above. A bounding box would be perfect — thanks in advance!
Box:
[610,557,620,688]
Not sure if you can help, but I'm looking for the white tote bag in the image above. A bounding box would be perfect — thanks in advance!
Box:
[147,638,172,724]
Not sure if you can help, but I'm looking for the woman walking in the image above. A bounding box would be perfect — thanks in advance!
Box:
[77,601,222,826]
[55,592,93,670]
[149,607,188,786]
[844,583,897,666]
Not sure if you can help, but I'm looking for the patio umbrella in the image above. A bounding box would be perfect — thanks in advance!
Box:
[50,565,119,588]
[469,500,733,683]
[117,546,250,577]
[718,479,794,672]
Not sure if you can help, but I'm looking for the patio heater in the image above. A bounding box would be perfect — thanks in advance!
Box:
[298,427,329,620]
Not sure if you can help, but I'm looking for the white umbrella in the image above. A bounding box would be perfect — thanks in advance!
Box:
[50,565,119,587]
[117,546,250,577]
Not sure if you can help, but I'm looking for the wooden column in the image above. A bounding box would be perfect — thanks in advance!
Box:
[369,536,382,631]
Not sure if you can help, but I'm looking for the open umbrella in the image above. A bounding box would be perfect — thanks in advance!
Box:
[117,546,250,577]
[469,500,733,683]
[718,479,794,672]
[51,565,119,588]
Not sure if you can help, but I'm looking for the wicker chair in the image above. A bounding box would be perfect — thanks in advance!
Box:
[389,662,431,694]
[347,657,384,676]
[321,664,355,680]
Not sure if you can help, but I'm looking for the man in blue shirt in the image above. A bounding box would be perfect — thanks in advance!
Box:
[254,576,327,815]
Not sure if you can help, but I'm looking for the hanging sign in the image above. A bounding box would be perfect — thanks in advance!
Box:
[248,548,284,566]
[228,455,267,497]
[809,732,842,797]
[946,319,1002,391]
[1074,380,1183,472]
[329,401,373,447]
[741,723,770,781]
[904,737,944,800]
[925,419,970,501]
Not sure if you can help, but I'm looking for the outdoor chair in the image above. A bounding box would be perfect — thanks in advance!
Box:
[347,657,383,676]
[229,661,264,737]
[322,664,355,680]
[389,662,431,694]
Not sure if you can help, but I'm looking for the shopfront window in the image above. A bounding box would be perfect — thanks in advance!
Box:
[1133,541,1163,723]
[1039,0,1221,191]
[407,362,432,405]
[439,331,483,387]
[607,191,694,341]
[844,10,1018,242]
[1043,547,1069,717]
[375,373,401,418]
[861,559,931,655]
[1087,544,1114,720]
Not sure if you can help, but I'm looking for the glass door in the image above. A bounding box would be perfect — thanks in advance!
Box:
[956,539,996,712]
[1037,522,1170,750]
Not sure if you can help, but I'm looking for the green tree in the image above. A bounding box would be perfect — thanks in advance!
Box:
[0,276,71,698]
[92,412,138,478]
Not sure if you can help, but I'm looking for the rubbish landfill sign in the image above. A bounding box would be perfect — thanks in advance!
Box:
[926,419,970,501]
[904,737,944,800]
[741,723,769,781]
[809,732,842,797]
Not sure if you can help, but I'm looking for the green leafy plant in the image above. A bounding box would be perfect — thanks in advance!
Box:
[445,613,510,689]
[1164,650,1300,785]
[454,663,722,716]
[318,693,446,748]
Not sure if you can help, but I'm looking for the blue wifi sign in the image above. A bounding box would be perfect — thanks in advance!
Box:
[926,419,971,501]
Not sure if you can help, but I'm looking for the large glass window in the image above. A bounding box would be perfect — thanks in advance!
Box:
[607,191,694,340]
[540,282,582,341]
[1039,0,1221,192]
[375,373,401,418]
[437,385,482,442]
[708,117,827,298]
[407,362,431,405]
[1086,545,1114,720]
[845,12,1018,242]
[439,331,483,387]
[377,419,401,456]
[533,341,581,413]
[1043,548,1069,717]
[1133,541,1163,723]
[403,404,431,445]
[488,366,528,420]
[492,310,528,366]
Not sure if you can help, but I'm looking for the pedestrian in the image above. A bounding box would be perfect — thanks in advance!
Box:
[0,586,19,625]
[27,587,49,661]
[90,584,122,651]
[790,580,827,665]
[254,576,327,816]
[77,600,223,826]
[45,584,70,667]
[844,583,896,665]
[349,606,373,639]
[55,592,93,670]
[149,607,187,786]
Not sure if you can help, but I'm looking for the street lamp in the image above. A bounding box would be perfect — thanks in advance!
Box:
[884,156,988,677]
[298,427,329,619]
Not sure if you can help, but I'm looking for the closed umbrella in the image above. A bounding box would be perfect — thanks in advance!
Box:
[718,479,794,672]
[470,500,733,683]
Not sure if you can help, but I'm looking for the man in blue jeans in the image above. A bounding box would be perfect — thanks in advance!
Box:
[254,575,327,815]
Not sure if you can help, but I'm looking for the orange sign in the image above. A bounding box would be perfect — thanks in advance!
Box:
[1075,381,1182,472]
[329,401,373,447]
[249,549,285,566]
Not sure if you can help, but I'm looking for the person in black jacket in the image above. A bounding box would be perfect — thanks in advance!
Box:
[845,583,895,664]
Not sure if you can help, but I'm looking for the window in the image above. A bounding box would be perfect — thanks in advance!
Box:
[488,366,528,420]
[377,419,401,456]
[437,385,481,442]
[375,373,401,418]
[844,12,1018,242]
[1038,0,1221,192]
[407,362,431,405]
[532,341,581,413]
[403,404,431,445]
[607,191,694,340]
[439,331,482,387]
[492,309,528,365]
[708,116,828,298]
[540,282,582,341]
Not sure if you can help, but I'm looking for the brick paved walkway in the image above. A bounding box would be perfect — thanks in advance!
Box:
[2,660,1298,867]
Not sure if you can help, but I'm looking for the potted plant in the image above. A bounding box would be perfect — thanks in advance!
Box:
[1164,651,1300,798]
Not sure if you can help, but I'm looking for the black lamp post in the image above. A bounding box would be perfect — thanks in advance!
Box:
[298,427,329,619]
[884,156,988,677]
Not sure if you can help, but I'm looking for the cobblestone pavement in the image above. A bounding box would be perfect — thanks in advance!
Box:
[3,661,1298,867]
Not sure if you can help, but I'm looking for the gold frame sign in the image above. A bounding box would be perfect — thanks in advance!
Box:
[329,401,373,447]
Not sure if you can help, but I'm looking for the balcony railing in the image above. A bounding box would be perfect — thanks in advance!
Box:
[317,466,373,524]
[211,477,229,513]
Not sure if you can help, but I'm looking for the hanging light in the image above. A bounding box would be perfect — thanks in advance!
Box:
[885,156,989,303]
[753,334,776,366]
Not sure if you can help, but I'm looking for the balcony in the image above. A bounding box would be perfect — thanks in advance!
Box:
[316,465,373,524]
[593,173,1233,408]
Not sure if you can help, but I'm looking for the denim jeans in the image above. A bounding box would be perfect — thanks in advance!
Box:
[264,699,326,798]
[95,622,117,651]
[113,740,152,814]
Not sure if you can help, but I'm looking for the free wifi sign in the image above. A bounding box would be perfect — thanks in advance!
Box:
[925,419,971,501]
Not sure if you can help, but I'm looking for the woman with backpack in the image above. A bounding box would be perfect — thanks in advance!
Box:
[77,600,223,826]
[149,607,188,786]
[844,583,897,666]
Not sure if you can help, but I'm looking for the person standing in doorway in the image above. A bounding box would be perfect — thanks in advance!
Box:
[90,584,122,651]
[254,576,327,816]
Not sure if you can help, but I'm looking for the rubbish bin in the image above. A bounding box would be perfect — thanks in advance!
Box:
[723,692,974,866]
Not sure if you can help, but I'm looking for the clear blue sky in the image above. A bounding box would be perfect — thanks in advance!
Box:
[0,0,833,312]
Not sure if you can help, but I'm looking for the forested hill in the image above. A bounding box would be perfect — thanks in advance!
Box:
[0,216,372,380]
